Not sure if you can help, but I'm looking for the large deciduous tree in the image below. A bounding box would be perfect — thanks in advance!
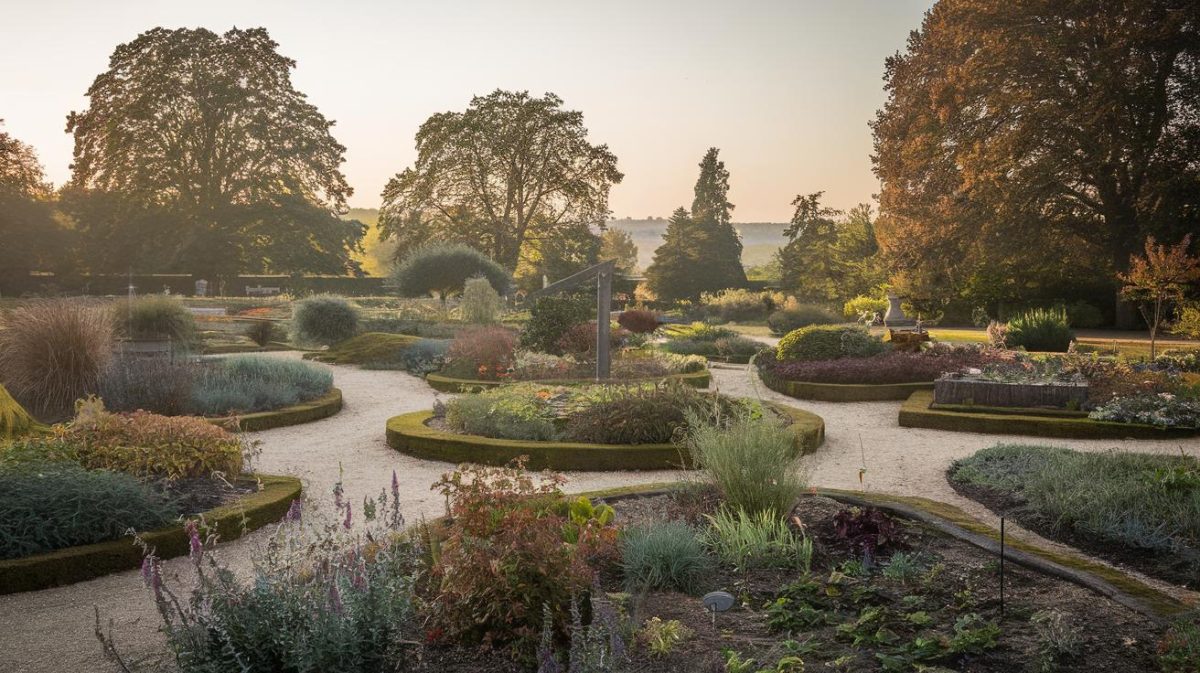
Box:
[378,90,622,274]
[64,27,364,280]
[0,121,65,291]
[871,0,1200,313]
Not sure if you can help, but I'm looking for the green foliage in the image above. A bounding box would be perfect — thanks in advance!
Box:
[1174,303,1200,340]
[0,384,37,439]
[0,299,114,418]
[290,294,360,347]
[686,412,806,516]
[392,242,511,299]
[776,325,886,362]
[778,197,883,304]
[115,294,197,345]
[640,617,692,656]
[0,121,65,285]
[700,288,785,323]
[703,507,813,571]
[307,332,421,366]
[243,319,282,347]
[1005,308,1073,352]
[620,520,712,594]
[843,295,888,321]
[661,322,764,359]
[880,552,925,583]
[1030,609,1083,673]
[600,227,639,273]
[522,295,593,355]
[444,389,558,441]
[1088,392,1200,428]
[460,275,506,323]
[190,355,333,416]
[444,325,518,380]
[1062,300,1104,329]
[0,461,178,559]
[1159,615,1200,673]
[98,356,196,416]
[768,304,840,336]
[562,383,743,445]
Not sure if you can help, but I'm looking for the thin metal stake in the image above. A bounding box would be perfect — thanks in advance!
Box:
[1000,516,1006,620]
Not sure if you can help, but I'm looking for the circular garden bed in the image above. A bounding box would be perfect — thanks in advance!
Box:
[425,368,711,393]
[207,387,343,432]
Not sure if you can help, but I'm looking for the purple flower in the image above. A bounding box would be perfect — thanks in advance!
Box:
[391,470,400,501]
[284,499,303,523]
[343,502,353,530]
[328,583,344,615]
[185,520,203,561]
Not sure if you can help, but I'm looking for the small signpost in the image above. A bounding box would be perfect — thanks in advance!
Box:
[524,260,617,380]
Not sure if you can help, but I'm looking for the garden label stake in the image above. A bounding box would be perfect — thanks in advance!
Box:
[1000,516,1006,621]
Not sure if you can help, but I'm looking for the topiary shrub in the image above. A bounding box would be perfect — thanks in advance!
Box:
[459,275,505,324]
[0,299,114,418]
[618,309,660,334]
[290,294,359,347]
[843,295,888,321]
[776,325,886,362]
[521,295,593,355]
[392,242,511,299]
[1006,308,1074,352]
[767,304,840,335]
[0,461,178,559]
[114,294,197,346]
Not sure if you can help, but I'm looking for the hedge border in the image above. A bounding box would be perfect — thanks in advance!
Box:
[760,373,934,402]
[899,390,1200,440]
[424,368,711,394]
[385,402,824,471]
[207,388,343,432]
[0,473,302,595]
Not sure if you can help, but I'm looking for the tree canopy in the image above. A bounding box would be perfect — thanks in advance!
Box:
[871,0,1200,312]
[0,121,64,287]
[599,228,639,274]
[778,195,883,303]
[392,242,512,299]
[378,90,622,273]
[64,27,365,279]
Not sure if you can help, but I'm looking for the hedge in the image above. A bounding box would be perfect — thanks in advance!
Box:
[899,390,1200,440]
[0,473,301,595]
[385,402,824,471]
[424,368,712,394]
[208,388,343,432]
[760,374,933,402]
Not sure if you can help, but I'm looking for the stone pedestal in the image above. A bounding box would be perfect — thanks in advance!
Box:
[883,292,915,327]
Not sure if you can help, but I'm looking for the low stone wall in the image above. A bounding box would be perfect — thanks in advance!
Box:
[934,377,1088,409]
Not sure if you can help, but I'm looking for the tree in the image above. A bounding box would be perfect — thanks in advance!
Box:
[392,242,512,300]
[1119,235,1200,358]
[599,228,639,274]
[0,121,65,292]
[64,27,364,279]
[871,0,1200,312]
[378,90,623,271]
[644,208,707,303]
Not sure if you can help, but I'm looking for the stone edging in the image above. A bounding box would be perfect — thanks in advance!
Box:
[385,402,824,471]
[0,473,302,595]
[424,369,711,393]
[899,390,1199,439]
[208,388,343,432]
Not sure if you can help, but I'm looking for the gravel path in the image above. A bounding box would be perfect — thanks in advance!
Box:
[2,355,1197,672]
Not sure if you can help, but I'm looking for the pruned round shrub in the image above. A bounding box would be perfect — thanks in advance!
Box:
[392,242,511,299]
[114,294,197,345]
[618,309,660,334]
[776,325,886,362]
[0,298,114,418]
[459,275,505,323]
[521,295,593,355]
[290,294,359,347]
[0,461,178,559]
[843,295,888,321]
[444,325,518,380]
[1006,308,1074,352]
[768,304,840,335]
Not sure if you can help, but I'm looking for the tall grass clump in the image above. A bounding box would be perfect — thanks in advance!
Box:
[0,384,38,438]
[1005,308,1074,352]
[459,275,505,324]
[686,412,807,516]
[190,356,333,416]
[704,508,813,572]
[620,520,713,594]
[291,294,359,346]
[0,299,114,418]
[114,294,197,346]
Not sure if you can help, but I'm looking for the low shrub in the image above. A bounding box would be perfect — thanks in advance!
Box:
[1174,303,1200,340]
[0,298,114,418]
[686,412,807,516]
[367,338,448,375]
[563,384,715,445]
[243,319,282,347]
[664,322,737,342]
[1157,350,1200,374]
[291,294,359,347]
[190,356,333,416]
[661,323,763,360]
[618,309,660,334]
[1088,392,1200,428]
[843,295,888,321]
[98,356,196,416]
[699,288,784,323]
[1,384,37,439]
[1005,308,1074,352]
[444,325,518,380]
[460,275,505,324]
[522,295,593,355]
[703,508,813,571]
[1063,300,1104,329]
[620,521,712,594]
[986,320,1008,348]
[776,325,886,362]
[114,294,197,346]
[555,321,628,359]
[760,345,1006,385]
[443,390,558,441]
[768,304,840,335]
[0,461,178,559]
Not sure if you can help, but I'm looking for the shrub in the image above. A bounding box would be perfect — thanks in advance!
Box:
[443,390,558,441]
[1174,303,1200,340]
[290,294,359,347]
[392,242,511,299]
[98,356,196,415]
[306,332,421,366]
[114,294,197,345]
[768,304,840,336]
[459,275,505,323]
[563,384,702,445]
[833,507,900,561]
[775,325,886,362]
[665,322,738,342]
[244,319,282,347]
[189,356,333,416]
[555,321,628,359]
[617,309,660,334]
[1031,609,1084,673]
[370,338,448,375]
[700,288,784,323]
[0,461,178,559]
[1088,392,1200,428]
[703,508,813,571]
[760,346,1006,385]
[620,521,712,594]
[522,295,593,355]
[686,412,807,516]
[1,384,37,439]
[1063,300,1104,329]
[0,299,114,419]
[986,320,1008,348]
[1005,308,1074,352]
[444,325,518,380]
[842,295,888,321]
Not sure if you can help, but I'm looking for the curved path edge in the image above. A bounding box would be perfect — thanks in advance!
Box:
[208,388,343,432]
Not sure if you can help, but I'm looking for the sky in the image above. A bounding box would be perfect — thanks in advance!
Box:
[1,0,932,222]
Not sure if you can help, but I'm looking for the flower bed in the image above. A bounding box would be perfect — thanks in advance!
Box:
[425,367,711,393]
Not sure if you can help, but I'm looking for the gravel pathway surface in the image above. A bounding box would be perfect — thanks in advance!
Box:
[2,354,1196,672]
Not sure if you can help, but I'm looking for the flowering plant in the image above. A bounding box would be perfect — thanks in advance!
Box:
[1089,392,1200,428]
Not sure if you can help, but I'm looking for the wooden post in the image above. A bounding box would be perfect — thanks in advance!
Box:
[596,266,612,380]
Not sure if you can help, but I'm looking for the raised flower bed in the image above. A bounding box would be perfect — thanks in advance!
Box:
[933,372,1089,409]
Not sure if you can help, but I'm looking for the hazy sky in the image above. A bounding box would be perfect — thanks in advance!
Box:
[2,0,932,222]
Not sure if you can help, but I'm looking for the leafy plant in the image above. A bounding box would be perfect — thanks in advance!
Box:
[620,520,712,594]
[1031,609,1083,673]
[687,412,806,516]
[703,507,813,571]
[832,507,899,564]
[1088,392,1200,428]
[523,295,594,355]
[98,356,197,416]
[290,294,359,347]
[759,345,1007,385]
[392,242,512,299]
[1005,308,1074,352]
[776,325,886,362]
[768,304,840,336]
[700,288,786,323]
[459,275,506,323]
[114,294,197,346]
[640,617,692,657]
[880,552,924,583]
[189,355,333,416]
[444,325,518,380]
[1159,614,1200,673]
[243,319,281,347]
[443,387,558,441]
[617,309,660,334]
[563,383,742,445]
[843,295,888,321]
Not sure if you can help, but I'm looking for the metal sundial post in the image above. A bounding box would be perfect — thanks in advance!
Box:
[596,264,612,381]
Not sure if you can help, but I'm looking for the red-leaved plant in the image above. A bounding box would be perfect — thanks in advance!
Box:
[445,325,517,380]
[617,310,660,334]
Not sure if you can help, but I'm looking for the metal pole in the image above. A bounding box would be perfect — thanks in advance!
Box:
[1000,516,1006,620]
[596,268,612,380]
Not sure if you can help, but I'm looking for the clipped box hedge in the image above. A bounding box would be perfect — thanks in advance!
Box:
[386,402,824,471]
[0,473,301,595]
[207,388,343,432]
[899,390,1200,440]
[424,368,711,394]
[760,374,933,402]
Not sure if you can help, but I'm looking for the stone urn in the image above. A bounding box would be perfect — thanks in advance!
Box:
[883,291,915,327]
